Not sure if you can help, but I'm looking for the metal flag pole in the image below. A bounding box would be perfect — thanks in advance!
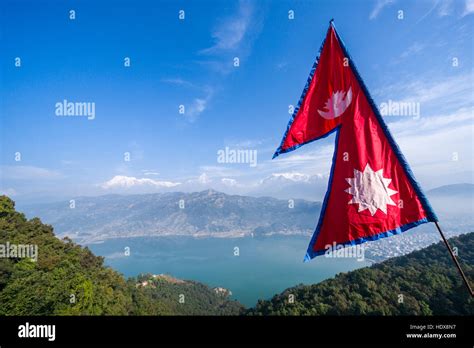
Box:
[434,221,473,297]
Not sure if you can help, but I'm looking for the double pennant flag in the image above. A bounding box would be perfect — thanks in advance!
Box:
[273,21,438,262]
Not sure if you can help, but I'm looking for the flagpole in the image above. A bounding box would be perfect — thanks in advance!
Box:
[434,222,473,296]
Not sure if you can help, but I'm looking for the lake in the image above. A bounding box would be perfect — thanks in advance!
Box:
[88,235,371,307]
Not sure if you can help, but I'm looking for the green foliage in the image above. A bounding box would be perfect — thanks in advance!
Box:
[130,274,244,315]
[247,232,474,316]
[1,195,472,316]
[0,196,243,316]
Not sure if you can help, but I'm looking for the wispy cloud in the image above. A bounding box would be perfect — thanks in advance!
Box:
[387,107,472,137]
[463,0,474,16]
[374,72,473,115]
[367,72,472,187]
[388,108,473,188]
[369,0,395,20]
[163,79,214,122]
[161,78,196,89]
[399,76,472,112]
[425,0,474,18]
[190,98,207,117]
[183,1,262,122]
[186,98,208,121]
[438,0,454,17]
[142,170,160,176]
[415,0,452,24]
[399,42,425,59]
[197,0,263,76]
[200,0,255,55]
[181,86,215,122]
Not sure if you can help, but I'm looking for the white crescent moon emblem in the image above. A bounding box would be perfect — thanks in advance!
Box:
[318,87,353,120]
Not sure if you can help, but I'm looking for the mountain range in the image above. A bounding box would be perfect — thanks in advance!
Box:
[19,183,473,244]
[20,190,321,243]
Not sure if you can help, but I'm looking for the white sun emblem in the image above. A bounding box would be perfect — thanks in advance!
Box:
[345,164,398,216]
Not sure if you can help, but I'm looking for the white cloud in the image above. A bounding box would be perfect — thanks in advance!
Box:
[221,178,237,186]
[375,73,473,115]
[197,173,211,184]
[463,0,474,16]
[182,87,214,122]
[269,144,335,175]
[187,98,207,119]
[101,175,181,189]
[0,166,61,180]
[369,0,395,20]
[200,0,254,54]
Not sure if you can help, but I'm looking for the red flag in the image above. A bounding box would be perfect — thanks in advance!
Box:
[273,21,438,261]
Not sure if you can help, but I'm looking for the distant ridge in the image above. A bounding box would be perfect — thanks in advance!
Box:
[18,183,474,244]
[21,190,321,243]
[427,183,474,197]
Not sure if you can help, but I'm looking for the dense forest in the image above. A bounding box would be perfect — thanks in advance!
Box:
[0,196,243,315]
[0,195,472,316]
[247,233,474,315]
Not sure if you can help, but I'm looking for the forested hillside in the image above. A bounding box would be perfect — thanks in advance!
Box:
[0,196,243,315]
[248,233,474,315]
[1,195,472,316]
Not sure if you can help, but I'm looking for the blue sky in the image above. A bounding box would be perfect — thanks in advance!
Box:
[1,0,473,203]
